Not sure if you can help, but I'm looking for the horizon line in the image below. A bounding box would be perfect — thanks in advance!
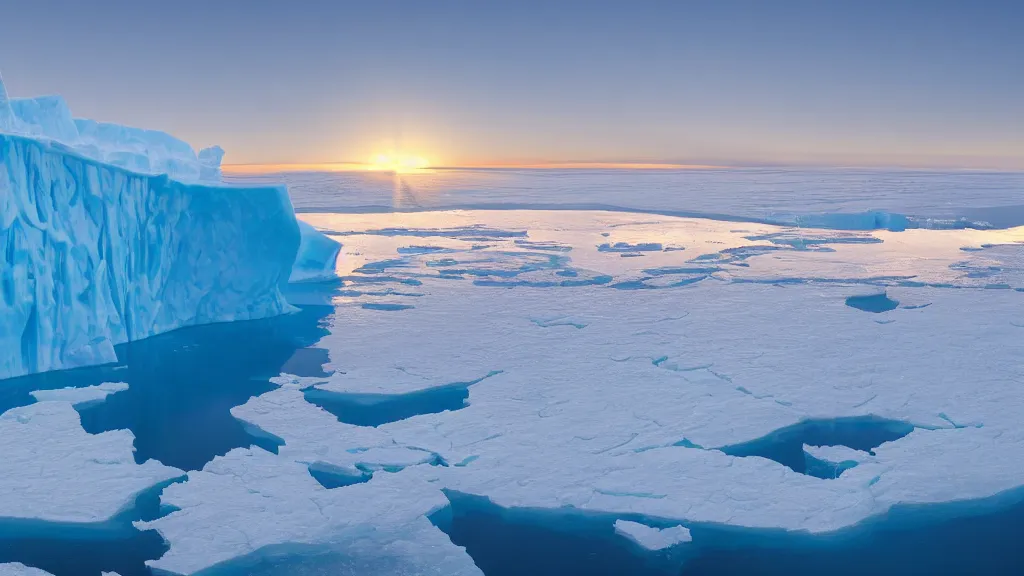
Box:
[222,160,1023,174]
[221,161,728,174]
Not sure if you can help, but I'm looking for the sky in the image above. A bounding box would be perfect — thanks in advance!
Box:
[0,0,1021,169]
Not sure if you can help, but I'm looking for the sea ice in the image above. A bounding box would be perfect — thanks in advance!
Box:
[803,444,874,465]
[0,400,181,523]
[138,448,481,575]
[230,386,437,477]
[30,382,129,407]
[289,221,342,283]
[284,210,1024,536]
[613,520,692,550]
[0,564,53,576]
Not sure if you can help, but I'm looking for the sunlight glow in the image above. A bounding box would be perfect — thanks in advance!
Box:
[367,153,431,173]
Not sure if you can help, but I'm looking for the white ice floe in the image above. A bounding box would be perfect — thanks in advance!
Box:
[30,382,129,407]
[0,564,53,576]
[138,448,480,576]
[0,401,181,523]
[277,210,1024,536]
[804,444,874,465]
[614,520,692,550]
[16,207,1020,572]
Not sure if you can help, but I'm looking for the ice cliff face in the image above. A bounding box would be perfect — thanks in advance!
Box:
[0,75,339,380]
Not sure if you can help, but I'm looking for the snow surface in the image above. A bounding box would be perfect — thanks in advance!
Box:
[0,564,53,576]
[0,567,118,576]
[125,210,1024,572]
[231,168,1024,230]
[2,80,216,184]
[613,520,692,550]
[137,448,481,576]
[804,444,874,465]
[29,382,129,406]
[2,184,1023,573]
[0,400,181,523]
[0,79,341,379]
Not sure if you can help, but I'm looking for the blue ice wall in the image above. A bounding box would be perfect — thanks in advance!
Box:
[0,133,301,380]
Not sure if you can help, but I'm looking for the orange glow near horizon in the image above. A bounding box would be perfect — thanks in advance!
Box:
[222,160,725,174]
[366,153,431,173]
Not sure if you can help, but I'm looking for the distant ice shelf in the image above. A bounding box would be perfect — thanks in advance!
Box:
[0,73,340,380]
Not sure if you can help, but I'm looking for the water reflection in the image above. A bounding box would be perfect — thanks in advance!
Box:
[300,210,1024,292]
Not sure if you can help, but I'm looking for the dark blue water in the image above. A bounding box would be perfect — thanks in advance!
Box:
[0,305,334,576]
[0,480,178,576]
[2,306,333,471]
[440,490,1024,576]
[719,416,914,478]
[846,293,900,313]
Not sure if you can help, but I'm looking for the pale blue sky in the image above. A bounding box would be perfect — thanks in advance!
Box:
[1,0,1021,168]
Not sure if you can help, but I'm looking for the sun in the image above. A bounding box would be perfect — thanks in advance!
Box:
[367,153,430,173]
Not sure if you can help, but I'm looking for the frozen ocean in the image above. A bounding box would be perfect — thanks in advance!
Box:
[2,78,1024,575]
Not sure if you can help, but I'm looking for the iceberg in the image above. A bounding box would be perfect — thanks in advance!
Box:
[137,448,481,576]
[0,74,340,379]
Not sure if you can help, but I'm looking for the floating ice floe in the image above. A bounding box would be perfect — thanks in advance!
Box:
[0,399,181,523]
[265,213,1024,538]
[803,444,875,466]
[138,448,480,575]
[0,564,53,576]
[29,382,129,407]
[0,565,114,576]
[613,520,692,550]
[230,386,439,477]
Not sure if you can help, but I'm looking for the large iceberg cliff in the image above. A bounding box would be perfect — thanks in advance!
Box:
[0,75,338,380]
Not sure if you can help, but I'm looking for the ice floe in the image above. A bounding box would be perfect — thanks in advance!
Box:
[0,564,53,576]
[138,448,480,575]
[613,520,692,550]
[29,382,129,407]
[0,400,181,523]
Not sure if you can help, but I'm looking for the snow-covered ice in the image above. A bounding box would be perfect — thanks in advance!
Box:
[0,399,181,523]
[231,167,1024,230]
[803,444,875,465]
[0,564,53,576]
[3,149,1024,574]
[613,520,692,550]
[29,382,129,407]
[0,568,118,576]
[137,448,480,576]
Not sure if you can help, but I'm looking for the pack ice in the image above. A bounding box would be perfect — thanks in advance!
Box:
[130,209,1024,573]
[0,73,339,380]
[0,565,119,576]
